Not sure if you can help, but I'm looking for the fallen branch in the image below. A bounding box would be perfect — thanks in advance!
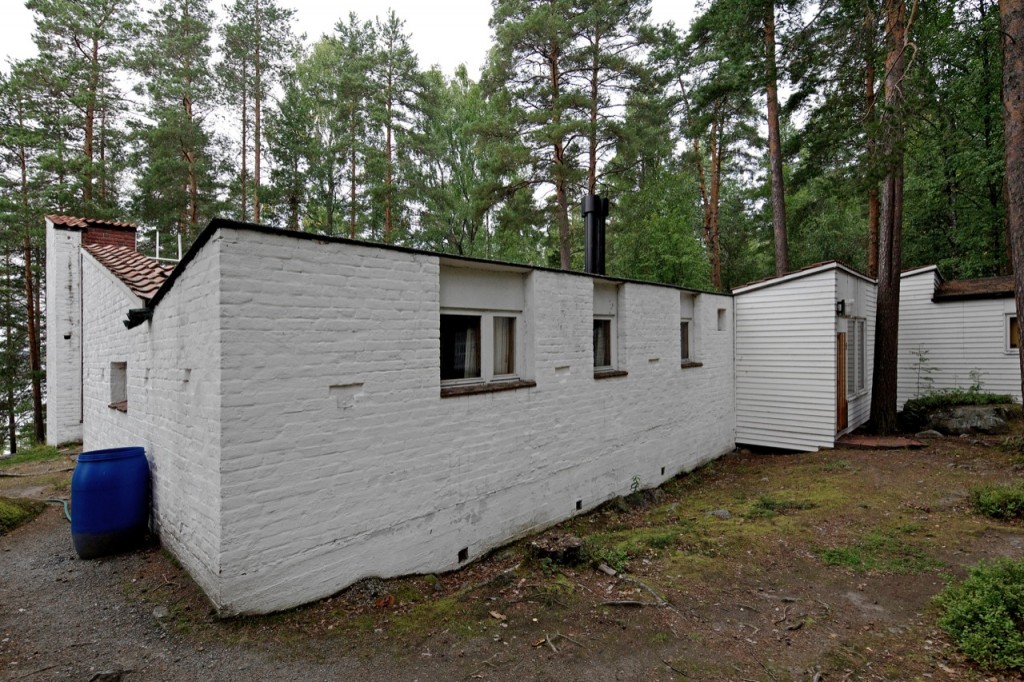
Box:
[551,632,584,648]
[774,606,790,625]
[17,663,59,679]
[601,600,647,607]
[544,633,559,654]
[662,659,688,676]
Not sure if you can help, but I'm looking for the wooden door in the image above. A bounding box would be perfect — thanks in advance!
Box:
[836,332,848,433]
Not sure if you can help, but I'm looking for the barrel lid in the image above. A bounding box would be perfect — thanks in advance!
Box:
[77,446,146,462]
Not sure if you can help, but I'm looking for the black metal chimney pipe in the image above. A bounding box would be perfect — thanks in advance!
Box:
[583,194,608,275]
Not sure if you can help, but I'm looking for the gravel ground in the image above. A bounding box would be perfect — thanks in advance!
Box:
[0,509,413,682]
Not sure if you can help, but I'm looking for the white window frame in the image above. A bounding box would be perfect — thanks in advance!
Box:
[846,317,867,398]
[440,309,522,386]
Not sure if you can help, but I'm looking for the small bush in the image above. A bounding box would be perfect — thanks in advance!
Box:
[0,497,46,534]
[936,558,1024,670]
[970,483,1024,520]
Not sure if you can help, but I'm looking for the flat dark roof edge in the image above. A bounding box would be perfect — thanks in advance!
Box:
[932,291,1015,303]
[145,218,726,311]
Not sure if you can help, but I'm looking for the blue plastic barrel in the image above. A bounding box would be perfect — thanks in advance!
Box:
[71,446,150,559]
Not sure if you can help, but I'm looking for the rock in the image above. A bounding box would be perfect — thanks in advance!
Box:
[529,533,584,566]
[926,405,1012,435]
[708,509,731,519]
[152,605,169,620]
[915,429,943,439]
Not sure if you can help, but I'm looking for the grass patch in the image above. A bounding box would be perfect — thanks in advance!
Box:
[0,496,46,534]
[936,558,1024,670]
[818,527,942,574]
[0,444,64,469]
[584,527,683,572]
[970,483,1024,520]
[745,494,816,519]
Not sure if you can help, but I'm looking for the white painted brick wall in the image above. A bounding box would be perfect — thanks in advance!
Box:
[46,223,84,444]
[80,241,224,604]
[212,228,735,614]
[71,223,736,615]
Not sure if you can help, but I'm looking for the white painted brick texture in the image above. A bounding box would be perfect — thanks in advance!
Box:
[213,228,735,614]
[46,225,84,444]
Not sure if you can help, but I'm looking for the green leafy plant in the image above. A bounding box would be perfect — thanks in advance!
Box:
[630,475,642,494]
[936,558,1024,670]
[970,483,1024,520]
[909,345,936,397]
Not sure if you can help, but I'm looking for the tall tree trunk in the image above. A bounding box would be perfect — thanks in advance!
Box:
[1001,0,1024,401]
[253,7,262,224]
[83,36,100,209]
[588,28,601,195]
[709,118,723,290]
[865,12,880,278]
[548,39,571,270]
[350,132,358,239]
[16,122,43,444]
[385,103,393,243]
[869,0,910,435]
[240,78,249,221]
[764,1,789,275]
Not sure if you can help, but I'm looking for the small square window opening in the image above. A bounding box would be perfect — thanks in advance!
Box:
[441,314,481,381]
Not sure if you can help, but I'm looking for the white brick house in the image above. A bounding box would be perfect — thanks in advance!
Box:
[48,216,739,615]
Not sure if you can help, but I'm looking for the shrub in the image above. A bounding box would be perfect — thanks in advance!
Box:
[898,389,1016,433]
[970,483,1024,520]
[936,558,1024,670]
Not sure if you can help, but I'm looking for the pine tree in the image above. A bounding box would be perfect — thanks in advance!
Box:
[133,0,220,242]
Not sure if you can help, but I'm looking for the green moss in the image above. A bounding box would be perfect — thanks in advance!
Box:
[744,494,816,519]
[0,497,46,534]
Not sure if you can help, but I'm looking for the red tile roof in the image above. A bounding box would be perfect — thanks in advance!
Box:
[933,275,1014,301]
[83,243,172,301]
[47,214,138,230]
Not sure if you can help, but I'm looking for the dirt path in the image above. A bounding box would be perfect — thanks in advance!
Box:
[3,440,1024,681]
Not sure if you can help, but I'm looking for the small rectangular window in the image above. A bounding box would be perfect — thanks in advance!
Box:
[493,316,516,376]
[440,314,481,381]
[110,361,127,411]
[594,319,612,369]
[1011,315,1020,350]
[680,320,691,362]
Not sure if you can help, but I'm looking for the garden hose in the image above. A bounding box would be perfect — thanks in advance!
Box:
[45,498,71,523]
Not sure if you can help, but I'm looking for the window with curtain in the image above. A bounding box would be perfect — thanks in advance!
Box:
[493,317,516,376]
[441,314,481,381]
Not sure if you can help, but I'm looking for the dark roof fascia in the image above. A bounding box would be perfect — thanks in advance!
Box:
[145,218,726,313]
[932,290,1015,303]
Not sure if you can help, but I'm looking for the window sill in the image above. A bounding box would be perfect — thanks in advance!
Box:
[680,361,704,369]
[440,379,536,398]
[109,401,128,413]
[594,369,628,380]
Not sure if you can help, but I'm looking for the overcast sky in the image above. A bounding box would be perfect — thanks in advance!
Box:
[2,0,698,78]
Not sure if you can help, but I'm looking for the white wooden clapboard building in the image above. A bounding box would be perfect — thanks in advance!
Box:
[733,262,877,452]
[898,266,1020,408]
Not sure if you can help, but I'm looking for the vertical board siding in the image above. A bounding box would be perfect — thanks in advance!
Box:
[735,271,838,451]
[898,270,1020,408]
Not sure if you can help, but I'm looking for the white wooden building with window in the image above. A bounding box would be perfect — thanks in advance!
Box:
[733,263,877,452]
[897,266,1021,408]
